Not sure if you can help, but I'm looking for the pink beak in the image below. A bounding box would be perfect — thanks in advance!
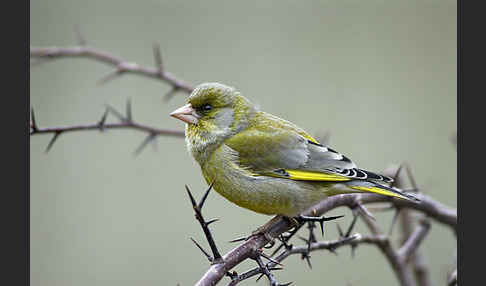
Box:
[170,104,199,124]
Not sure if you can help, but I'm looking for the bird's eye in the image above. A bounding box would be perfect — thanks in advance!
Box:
[202,104,212,112]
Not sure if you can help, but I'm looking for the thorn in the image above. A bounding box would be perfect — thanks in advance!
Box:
[190,237,213,262]
[133,133,156,156]
[73,24,87,46]
[256,273,264,282]
[253,253,279,286]
[228,237,247,243]
[336,223,344,237]
[270,225,302,256]
[185,185,198,210]
[30,108,38,132]
[345,213,359,238]
[206,218,219,225]
[152,42,164,74]
[328,246,338,256]
[301,252,312,269]
[405,163,419,192]
[126,99,132,122]
[319,221,325,237]
[259,250,283,266]
[298,214,344,237]
[97,68,123,85]
[198,182,214,210]
[105,104,127,123]
[164,86,180,102]
[45,132,61,153]
[351,243,357,258]
[98,108,109,131]
[298,235,309,244]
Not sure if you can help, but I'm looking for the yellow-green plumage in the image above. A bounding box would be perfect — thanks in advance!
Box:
[173,82,416,217]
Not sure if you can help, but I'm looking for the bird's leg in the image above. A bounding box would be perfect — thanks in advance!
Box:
[250,215,286,241]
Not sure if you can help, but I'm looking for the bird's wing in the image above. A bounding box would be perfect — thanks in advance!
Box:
[224,112,393,183]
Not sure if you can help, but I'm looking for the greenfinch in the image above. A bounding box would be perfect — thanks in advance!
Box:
[170,82,416,218]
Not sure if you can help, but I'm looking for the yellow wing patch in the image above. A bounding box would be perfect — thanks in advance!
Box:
[303,135,319,145]
[349,186,407,200]
[285,169,351,181]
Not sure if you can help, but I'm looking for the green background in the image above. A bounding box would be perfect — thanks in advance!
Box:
[30,1,456,285]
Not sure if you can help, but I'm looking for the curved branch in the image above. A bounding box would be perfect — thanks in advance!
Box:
[195,193,456,286]
[30,45,194,94]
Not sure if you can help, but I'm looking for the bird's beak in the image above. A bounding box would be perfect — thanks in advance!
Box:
[170,103,199,124]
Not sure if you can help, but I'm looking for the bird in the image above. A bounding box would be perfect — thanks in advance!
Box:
[170,82,417,229]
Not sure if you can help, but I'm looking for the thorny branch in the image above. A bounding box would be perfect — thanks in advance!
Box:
[30,29,191,154]
[30,44,193,94]
[192,189,453,286]
[388,165,432,286]
[31,31,457,286]
[30,100,184,154]
[186,184,223,264]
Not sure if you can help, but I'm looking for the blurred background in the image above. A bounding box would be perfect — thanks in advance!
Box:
[30,1,456,285]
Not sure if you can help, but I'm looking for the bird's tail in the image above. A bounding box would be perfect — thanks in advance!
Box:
[348,182,420,202]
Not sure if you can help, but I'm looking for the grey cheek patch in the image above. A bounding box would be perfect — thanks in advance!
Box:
[214,108,235,129]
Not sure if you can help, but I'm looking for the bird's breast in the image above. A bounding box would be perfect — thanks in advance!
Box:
[200,144,328,216]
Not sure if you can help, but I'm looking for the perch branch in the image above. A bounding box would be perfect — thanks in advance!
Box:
[195,191,456,286]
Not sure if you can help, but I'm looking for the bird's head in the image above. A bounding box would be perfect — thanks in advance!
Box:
[170,82,257,162]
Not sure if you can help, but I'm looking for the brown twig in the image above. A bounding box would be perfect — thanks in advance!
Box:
[386,165,432,286]
[227,234,359,286]
[30,101,184,154]
[186,183,224,264]
[397,219,431,264]
[30,45,193,94]
[195,191,456,286]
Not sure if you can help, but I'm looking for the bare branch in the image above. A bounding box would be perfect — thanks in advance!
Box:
[186,184,223,264]
[30,121,182,137]
[397,219,431,263]
[30,46,194,94]
[196,192,456,286]
[227,234,360,285]
[387,164,432,286]
[30,105,184,153]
